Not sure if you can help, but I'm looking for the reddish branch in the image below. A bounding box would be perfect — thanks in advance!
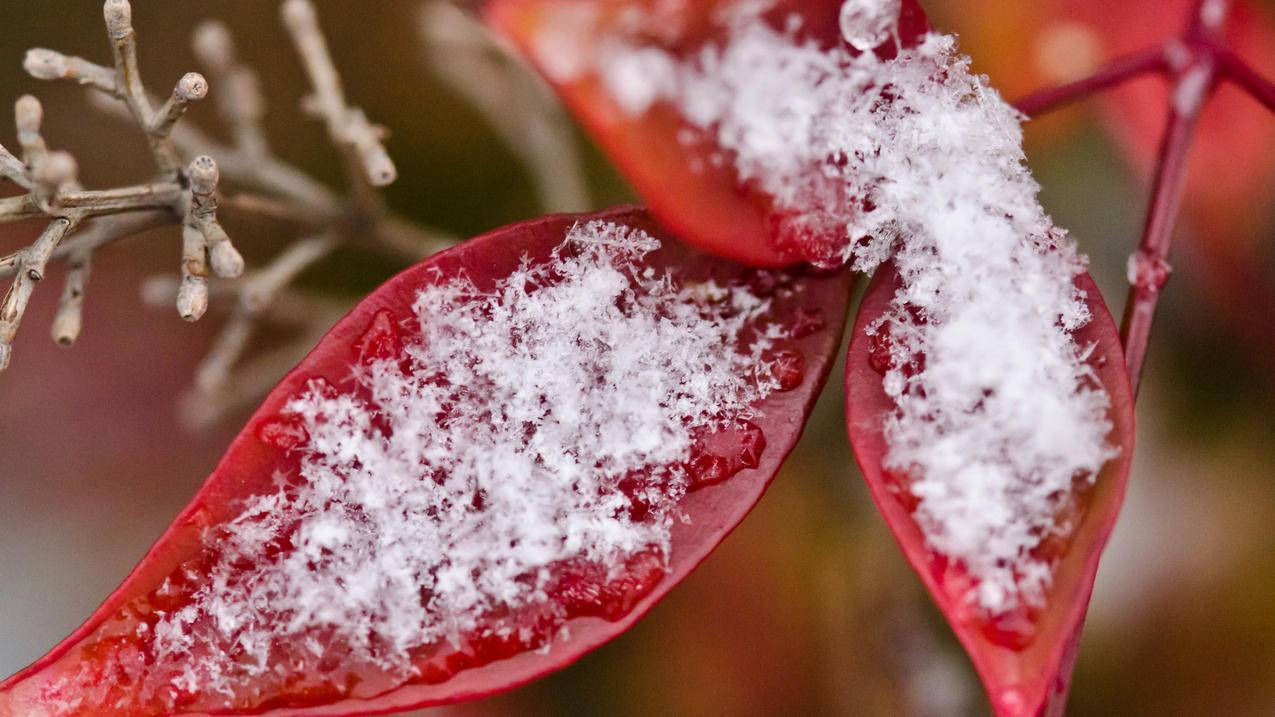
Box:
[1013,0,1275,397]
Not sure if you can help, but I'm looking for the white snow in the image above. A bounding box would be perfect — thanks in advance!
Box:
[141,221,780,699]
[569,0,1117,613]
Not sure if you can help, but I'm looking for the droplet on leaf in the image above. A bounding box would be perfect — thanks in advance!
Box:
[839,0,902,51]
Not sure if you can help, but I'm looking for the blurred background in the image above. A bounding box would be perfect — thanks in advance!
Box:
[2,1,1274,714]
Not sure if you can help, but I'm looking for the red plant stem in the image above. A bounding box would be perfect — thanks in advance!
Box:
[1120,88,1208,396]
[1013,47,1167,117]
[1120,0,1233,395]
[1219,48,1275,112]
[1014,0,1275,397]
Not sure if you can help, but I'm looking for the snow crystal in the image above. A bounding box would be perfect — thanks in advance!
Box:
[572,1,1116,612]
[144,220,778,696]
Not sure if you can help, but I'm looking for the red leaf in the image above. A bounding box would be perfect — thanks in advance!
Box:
[483,0,929,267]
[845,263,1136,717]
[0,207,851,716]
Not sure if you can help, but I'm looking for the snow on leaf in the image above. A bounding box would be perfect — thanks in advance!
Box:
[847,265,1135,717]
[497,0,1121,616]
[0,208,851,716]
[485,0,931,267]
[492,1,1138,713]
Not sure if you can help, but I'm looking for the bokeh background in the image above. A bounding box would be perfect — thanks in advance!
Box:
[2,1,1274,714]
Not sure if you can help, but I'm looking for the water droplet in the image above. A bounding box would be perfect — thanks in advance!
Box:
[839,0,901,52]
[983,606,1040,650]
[687,450,731,488]
[597,549,665,620]
[356,308,403,365]
[549,548,664,621]
[258,416,309,451]
[769,349,806,391]
[1126,251,1172,293]
[787,307,826,338]
[996,688,1026,715]
[687,421,767,489]
[735,420,766,469]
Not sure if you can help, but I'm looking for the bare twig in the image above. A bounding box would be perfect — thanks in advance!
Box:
[0,142,30,188]
[282,0,396,205]
[193,233,337,394]
[1116,2,1231,396]
[23,47,118,96]
[192,20,269,159]
[1013,0,1275,398]
[151,72,209,139]
[51,248,91,346]
[1219,47,1275,113]
[1014,46,1168,118]
[103,0,198,173]
[1,217,79,369]
[1,211,170,280]
[3,1,553,427]
[0,1,230,371]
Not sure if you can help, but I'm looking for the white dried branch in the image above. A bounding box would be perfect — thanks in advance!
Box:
[192,20,269,158]
[0,212,168,279]
[103,2,156,135]
[0,142,31,188]
[186,155,243,279]
[2,0,471,408]
[177,314,340,430]
[87,91,344,215]
[0,216,79,369]
[14,94,47,161]
[178,223,209,322]
[376,214,456,260]
[420,1,590,213]
[282,0,397,201]
[10,94,61,201]
[51,248,91,346]
[150,72,209,139]
[194,233,337,394]
[0,1,236,371]
[23,48,118,97]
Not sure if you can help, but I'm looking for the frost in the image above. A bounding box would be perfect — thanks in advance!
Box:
[142,221,778,700]
[571,1,1116,612]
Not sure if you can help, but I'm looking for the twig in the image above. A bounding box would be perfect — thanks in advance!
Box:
[192,20,269,159]
[0,1,229,371]
[0,211,170,279]
[1219,48,1275,113]
[23,48,118,96]
[1015,0,1275,398]
[282,0,396,207]
[51,248,91,346]
[103,0,198,173]
[0,142,31,188]
[1013,47,1168,118]
[1118,3,1230,395]
[0,217,79,369]
[1120,105,1201,395]
[150,72,209,139]
[192,233,337,394]
[2,1,477,418]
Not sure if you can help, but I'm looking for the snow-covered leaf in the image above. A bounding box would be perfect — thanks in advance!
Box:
[846,264,1136,717]
[489,2,1141,713]
[483,0,930,267]
[0,207,850,716]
